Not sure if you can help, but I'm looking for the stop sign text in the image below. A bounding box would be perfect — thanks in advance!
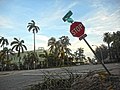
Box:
[70,22,85,37]
[70,24,83,36]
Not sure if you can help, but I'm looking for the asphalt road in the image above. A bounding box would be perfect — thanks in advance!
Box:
[0,63,120,90]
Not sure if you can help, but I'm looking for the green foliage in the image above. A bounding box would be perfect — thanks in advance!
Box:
[0,37,9,49]
[27,20,40,52]
[11,38,27,70]
[103,31,120,62]
[11,38,27,57]
[27,20,40,33]
[74,47,85,62]
[48,36,72,66]
[94,44,108,61]
[23,51,39,69]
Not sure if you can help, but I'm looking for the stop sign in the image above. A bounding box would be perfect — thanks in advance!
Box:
[70,22,85,37]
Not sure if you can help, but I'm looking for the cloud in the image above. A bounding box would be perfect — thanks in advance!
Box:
[1,0,119,58]
[68,38,95,57]
[70,1,120,57]
[90,0,103,8]
[38,1,78,29]
[79,0,120,37]
[0,16,13,29]
[20,34,49,51]
[83,8,120,36]
[61,1,79,12]
[35,34,49,49]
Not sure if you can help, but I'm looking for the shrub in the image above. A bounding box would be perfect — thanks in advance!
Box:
[26,69,120,90]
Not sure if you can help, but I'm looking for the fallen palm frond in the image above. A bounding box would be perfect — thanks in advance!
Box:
[26,69,120,90]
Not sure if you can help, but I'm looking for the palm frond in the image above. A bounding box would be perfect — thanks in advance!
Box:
[36,26,40,30]
[23,45,27,50]
[21,46,24,53]
[5,39,9,45]
[28,26,33,32]
[11,41,18,46]
[0,37,9,46]
[31,20,35,24]
[14,38,19,42]
[34,27,38,33]
[11,45,17,51]
[27,25,30,28]
[28,23,33,25]
[0,37,3,43]
[16,45,19,51]
[21,40,24,43]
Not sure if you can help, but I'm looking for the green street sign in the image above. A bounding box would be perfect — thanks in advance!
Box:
[66,18,74,23]
[62,10,73,23]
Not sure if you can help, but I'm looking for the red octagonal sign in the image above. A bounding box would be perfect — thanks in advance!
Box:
[70,22,85,37]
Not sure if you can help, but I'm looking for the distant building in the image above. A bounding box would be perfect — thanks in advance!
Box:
[10,47,46,66]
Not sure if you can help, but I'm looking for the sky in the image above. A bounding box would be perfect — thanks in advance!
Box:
[0,0,120,58]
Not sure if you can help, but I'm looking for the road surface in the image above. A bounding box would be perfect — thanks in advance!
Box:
[0,63,120,90]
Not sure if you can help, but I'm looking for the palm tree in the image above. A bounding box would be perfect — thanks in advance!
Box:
[111,31,120,61]
[27,20,40,53]
[23,54,29,70]
[0,49,6,70]
[48,37,56,54]
[48,36,71,66]
[75,48,85,62]
[0,37,9,49]
[0,47,14,70]
[103,32,112,60]
[115,31,120,61]
[94,44,108,63]
[65,48,72,56]
[0,47,13,70]
[59,36,71,55]
[23,51,38,69]
[1,47,14,62]
[59,36,71,56]
[30,52,39,69]
[11,38,27,69]
[59,36,71,65]
[48,37,60,66]
[43,50,49,67]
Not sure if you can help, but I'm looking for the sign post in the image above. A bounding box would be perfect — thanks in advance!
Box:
[62,10,111,75]
[82,38,111,75]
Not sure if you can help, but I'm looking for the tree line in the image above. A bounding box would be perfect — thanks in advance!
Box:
[0,20,120,71]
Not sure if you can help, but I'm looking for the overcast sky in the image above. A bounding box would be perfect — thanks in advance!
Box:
[0,0,120,57]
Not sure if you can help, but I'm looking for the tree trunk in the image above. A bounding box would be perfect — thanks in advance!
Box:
[34,32,35,53]
[116,46,119,62]
[3,45,4,50]
[18,57,21,70]
[108,43,112,61]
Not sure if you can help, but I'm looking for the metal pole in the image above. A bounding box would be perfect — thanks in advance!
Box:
[82,38,111,75]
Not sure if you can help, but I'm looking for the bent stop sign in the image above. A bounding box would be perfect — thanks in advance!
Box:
[70,22,85,37]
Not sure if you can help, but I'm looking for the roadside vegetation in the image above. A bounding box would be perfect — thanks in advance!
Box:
[26,69,120,90]
[0,20,120,71]
[0,20,120,90]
